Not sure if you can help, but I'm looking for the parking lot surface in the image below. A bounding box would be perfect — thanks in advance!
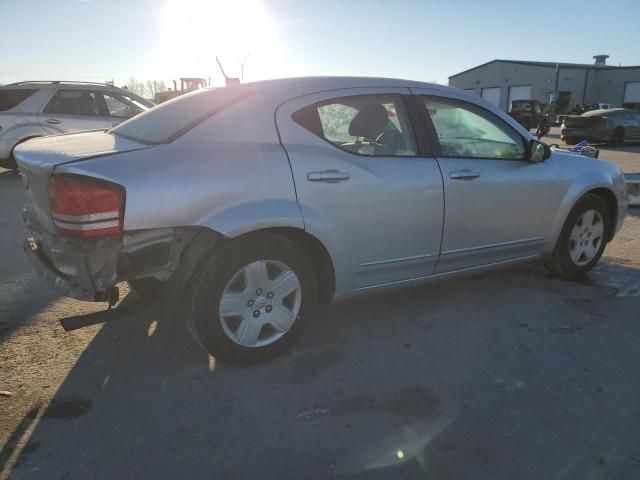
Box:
[1,142,640,479]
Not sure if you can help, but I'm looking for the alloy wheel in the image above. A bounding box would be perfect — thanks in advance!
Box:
[569,209,605,266]
[218,260,302,347]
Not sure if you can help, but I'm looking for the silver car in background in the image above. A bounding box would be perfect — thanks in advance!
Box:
[0,81,153,169]
[15,77,628,364]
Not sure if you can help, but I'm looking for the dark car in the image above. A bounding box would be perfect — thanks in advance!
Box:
[561,108,640,146]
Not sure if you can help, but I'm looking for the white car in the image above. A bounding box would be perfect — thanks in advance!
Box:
[0,81,153,169]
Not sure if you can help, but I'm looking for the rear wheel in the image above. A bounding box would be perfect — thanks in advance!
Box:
[563,137,579,146]
[609,128,625,146]
[2,151,19,170]
[3,137,41,170]
[545,194,610,278]
[186,234,318,365]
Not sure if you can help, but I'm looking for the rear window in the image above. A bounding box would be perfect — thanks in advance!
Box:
[110,87,252,144]
[0,89,39,111]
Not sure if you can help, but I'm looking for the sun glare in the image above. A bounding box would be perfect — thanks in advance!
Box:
[159,0,281,82]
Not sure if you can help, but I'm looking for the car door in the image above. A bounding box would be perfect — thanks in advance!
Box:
[38,89,108,134]
[276,88,444,293]
[411,90,561,273]
[99,91,147,128]
[621,111,640,140]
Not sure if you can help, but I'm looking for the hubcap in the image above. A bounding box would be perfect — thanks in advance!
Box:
[218,260,302,348]
[569,209,605,266]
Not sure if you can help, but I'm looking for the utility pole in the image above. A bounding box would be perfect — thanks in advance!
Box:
[238,53,250,80]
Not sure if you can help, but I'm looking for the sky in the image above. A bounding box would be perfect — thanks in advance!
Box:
[1,0,639,89]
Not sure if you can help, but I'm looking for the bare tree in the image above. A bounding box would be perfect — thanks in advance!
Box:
[125,77,145,96]
[144,79,167,98]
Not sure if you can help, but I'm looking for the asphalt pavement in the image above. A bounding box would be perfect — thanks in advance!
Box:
[1,157,640,479]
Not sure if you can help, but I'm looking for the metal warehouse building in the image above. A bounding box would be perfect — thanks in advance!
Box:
[449,55,640,112]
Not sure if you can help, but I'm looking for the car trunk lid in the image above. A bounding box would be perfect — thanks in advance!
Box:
[14,130,152,232]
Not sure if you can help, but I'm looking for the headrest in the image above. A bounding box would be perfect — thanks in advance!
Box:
[348,103,388,139]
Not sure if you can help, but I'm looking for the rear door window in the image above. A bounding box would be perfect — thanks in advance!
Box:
[43,90,102,116]
[0,89,39,111]
[292,94,417,156]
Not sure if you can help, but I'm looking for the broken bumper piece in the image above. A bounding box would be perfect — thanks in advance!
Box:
[23,219,198,302]
[24,237,102,301]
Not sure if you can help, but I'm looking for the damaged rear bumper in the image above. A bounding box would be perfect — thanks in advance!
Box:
[23,216,199,301]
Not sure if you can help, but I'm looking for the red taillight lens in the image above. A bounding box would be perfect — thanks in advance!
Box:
[49,175,125,238]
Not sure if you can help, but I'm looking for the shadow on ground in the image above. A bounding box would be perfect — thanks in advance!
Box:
[3,260,640,480]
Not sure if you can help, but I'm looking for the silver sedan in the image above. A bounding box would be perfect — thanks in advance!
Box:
[15,77,628,364]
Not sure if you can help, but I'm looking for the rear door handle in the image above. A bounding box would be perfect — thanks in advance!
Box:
[45,118,60,124]
[307,170,350,182]
[449,169,480,180]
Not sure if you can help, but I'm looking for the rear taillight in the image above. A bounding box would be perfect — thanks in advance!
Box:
[49,175,125,238]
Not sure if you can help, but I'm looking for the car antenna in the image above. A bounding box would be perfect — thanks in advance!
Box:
[216,57,240,86]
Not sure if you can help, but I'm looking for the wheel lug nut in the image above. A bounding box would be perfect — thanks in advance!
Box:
[247,299,254,307]
[267,292,274,299]
[256,288,263,296]
[253,310,260,318]
[265,305,273,313]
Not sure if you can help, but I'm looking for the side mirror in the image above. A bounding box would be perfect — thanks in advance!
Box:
[528,139,551,162]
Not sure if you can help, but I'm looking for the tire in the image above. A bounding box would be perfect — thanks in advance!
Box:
[563,137,579,146]
[545,194,610,279]
[3,137,41,170]
[128,277,165,299]
[0,153,18,170]
[186,234,318,365]
[609,128,625,146]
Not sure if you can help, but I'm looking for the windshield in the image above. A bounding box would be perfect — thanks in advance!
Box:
[111,87,252,144]
[510,101,531,112]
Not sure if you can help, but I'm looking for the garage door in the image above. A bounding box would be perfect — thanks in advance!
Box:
[508,85,532,111]
[481,87,501,108]
[624,82,640,103]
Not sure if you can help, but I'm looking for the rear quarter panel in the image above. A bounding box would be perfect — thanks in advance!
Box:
[56,95,303,236]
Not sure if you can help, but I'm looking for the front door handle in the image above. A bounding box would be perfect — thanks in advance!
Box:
[307,170,350,182]
[45,118,60,124]
[449,169,480,180]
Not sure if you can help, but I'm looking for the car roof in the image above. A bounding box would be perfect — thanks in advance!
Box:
[1,81,130,92]
[213,76,450,100]
[583,108,630,117]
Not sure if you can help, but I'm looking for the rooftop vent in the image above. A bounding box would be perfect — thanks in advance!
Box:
[593,55,609,67]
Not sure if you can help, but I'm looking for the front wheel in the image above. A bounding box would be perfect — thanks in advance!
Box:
[186,234,318,365]
[545,194,610,278]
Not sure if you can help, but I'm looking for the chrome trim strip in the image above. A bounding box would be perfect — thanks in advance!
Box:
[352,254,542,292]
[52,210,120,223]
[53,220,119,231]
[358,252,435,267]
[441,236,546,256]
